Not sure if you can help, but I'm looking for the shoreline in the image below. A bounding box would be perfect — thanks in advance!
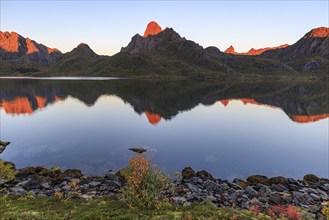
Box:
[1,165,328,218]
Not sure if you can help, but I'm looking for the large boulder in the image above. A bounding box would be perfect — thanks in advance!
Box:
[247,175,270,186]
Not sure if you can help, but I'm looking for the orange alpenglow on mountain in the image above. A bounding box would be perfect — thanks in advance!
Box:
[224,44,289,56]
[291,114,329,123]
[145,112,162,125]
[303,27,329,38]
[26,38,39,54]
[0,31,20,52]
[0,97,33,115]
[143,21,162,38]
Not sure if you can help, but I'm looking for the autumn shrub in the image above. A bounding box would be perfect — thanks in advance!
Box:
[322,201,329,219]
[0,159,16,182]
[266,205,303,220]
[120,154,171,209]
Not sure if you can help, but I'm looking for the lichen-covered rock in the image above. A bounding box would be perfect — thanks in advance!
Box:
[303,174,320,183]
[247,175,270,186]
[182,167,196,180]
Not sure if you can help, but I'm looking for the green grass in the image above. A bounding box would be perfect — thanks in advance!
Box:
[0,195,279,220]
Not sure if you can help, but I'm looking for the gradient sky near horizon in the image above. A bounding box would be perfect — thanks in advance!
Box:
[1,1,328,55]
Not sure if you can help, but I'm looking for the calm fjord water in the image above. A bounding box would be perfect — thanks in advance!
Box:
[0,79,328,179]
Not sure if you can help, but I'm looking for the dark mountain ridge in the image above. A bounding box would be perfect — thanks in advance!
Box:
[0,23,328,77]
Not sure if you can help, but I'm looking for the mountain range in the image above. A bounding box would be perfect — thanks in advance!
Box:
[0,22,328,77]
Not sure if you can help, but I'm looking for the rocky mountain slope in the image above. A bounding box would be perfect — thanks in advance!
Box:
[0,23,328,77]
[0,31,62,64]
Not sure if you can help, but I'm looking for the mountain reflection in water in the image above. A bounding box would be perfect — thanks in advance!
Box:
[0,79,328,124]
[0,78,328,179]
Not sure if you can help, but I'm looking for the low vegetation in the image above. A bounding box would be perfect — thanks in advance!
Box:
[0,156,326,219]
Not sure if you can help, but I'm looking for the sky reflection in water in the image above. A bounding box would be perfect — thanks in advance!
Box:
[0,79,328,179]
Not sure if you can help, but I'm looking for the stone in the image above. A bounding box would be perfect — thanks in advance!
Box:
[309,193,320,201]
[104,170,118,181]
[270,176,288,185]
[316,188,329,200]
[89,181,101,187]
[270,184,287,192]
[246,186,258,197]
[219,183,230,190]
[206,195,217,202]
[182,167,196,180]
[41,182,51,189]
[250,198,262,206]
[303,174,320,183]
[9,186,26,196]
[259,186,272,197]
[63,169,82,178]
[186,183,201,194]
[190,177,203,184]
[196,170,214,181]
[79,194,94,200]
[204,180,221,193]
[247,175,270,186]
[232,178,247,189]
[229,190,245,200]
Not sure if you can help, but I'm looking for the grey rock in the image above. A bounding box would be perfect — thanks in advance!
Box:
[309,193,320,201]
[190,177,203,184]
[219,183,230,190]
[259,186,272,197]
[186,183,201,194]
[229,190,245,200]
[206,195,217,202]
[79,194,94,200]
[316,188,329,200]
[89,181,101,187]
[246,186,258,197]
[270,184,287,192]
[9,186,26,196]
[105,170,119,181]
[204,180,221,193]
[41,182,51,189]
[250,198,262,206]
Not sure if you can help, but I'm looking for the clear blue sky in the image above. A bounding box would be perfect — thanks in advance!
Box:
[1,1,328,55]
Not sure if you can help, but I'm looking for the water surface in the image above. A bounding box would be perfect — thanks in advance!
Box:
[0,79,328,179]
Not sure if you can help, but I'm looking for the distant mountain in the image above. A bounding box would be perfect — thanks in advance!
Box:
[0,23,328,77]
[121,22,231,73]
[0,31,62,64]
[224,44,289,55]
[48,43,99,74]
[261,27,329,72]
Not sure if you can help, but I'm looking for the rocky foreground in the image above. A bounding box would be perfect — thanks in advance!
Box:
[1,166,328,219]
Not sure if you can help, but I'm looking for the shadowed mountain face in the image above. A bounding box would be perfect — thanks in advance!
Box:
[1,79,328,124]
